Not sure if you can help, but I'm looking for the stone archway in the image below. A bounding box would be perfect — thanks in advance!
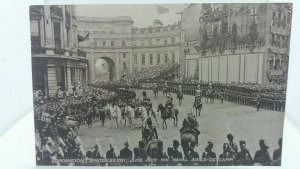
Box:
[94,57,116,82]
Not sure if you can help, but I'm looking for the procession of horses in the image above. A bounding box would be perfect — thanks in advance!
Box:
[34,80,285,166]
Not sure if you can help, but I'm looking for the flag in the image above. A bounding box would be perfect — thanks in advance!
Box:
[78,32,90,42]
[158,6,169,14]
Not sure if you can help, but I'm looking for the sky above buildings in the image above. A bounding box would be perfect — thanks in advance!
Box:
[76,4,188,28]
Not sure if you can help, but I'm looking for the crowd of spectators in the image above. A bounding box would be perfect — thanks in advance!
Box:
[36,131,283,166]
[120,62,179,83]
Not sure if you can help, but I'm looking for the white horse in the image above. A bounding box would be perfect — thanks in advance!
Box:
[123,105,135,127]
[110,105,122,129]
[135,106,148,127]
[136,106,159,127]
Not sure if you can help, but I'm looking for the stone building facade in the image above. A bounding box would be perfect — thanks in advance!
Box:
[77,17,181,81]
[182,3,292,83]
[30,5,88,97]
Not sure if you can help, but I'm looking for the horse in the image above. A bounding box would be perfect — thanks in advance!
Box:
[145,140,163,158]
[163,87,168,96]
[157,103,178,129]
[153,86,159,98]
[193,98,203,117]
[134,106,148,127]
[180,132,197,157]
[206,89,215,104]
[109,105,122,129]
[177,91,184,106]
[122,105,135,127]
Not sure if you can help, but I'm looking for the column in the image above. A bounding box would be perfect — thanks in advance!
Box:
[39,15,45,47]
[258,53,264,83]
[61,5,69,56]
[88,52,96,82]
[44,6,54,54]
[115,52,120,80]
[240,54,245,83]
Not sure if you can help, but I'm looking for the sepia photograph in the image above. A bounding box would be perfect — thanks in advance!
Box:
[30,3,292,166]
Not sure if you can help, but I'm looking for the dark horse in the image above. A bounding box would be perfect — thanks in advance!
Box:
[162,87,168,96]
[177,91,184,106]
[153,86,159,98]
[180,121,200,157]
[157,103,178,129]
[206,89,215,104]
[193,98,203,117]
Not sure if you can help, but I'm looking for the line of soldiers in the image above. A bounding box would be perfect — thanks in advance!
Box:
[141,81,286,112]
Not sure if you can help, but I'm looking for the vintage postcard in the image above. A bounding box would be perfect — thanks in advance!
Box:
[30,3,292,166]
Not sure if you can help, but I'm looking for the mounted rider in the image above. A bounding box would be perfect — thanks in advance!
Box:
[180,113,200,145]
[165,93,174,117]
[143,98,153,116]
[142,91,147,102]
[194,85,202,105]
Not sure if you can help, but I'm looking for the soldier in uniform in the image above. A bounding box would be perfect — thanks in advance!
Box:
[201,141,217,166]
[119,137,133,165]
[236,140,253,166]
[255,91,262,111]
[218,143,235,166]
[172,140,183,159]
[142,118,158,145]
[227,134,238,156]
[165,93,174,117]
[272,138,282,166]
[254,139,272,166]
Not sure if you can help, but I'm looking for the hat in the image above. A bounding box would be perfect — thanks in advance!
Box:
[259,139,269,149]
[239,140,246,146]
[227,133,233,140]
[207,141,213,149]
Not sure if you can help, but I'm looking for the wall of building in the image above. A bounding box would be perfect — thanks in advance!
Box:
[181,3,292,84]
[30,5,88,97]
[77,17,181,81]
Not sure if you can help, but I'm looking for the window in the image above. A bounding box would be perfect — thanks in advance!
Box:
[164,39,168,45]
[123,53,126,58]
[30,19,41,47]
[165,53,169,63]
[53,21,61,47]
[71,68,75,84]
[56,66,65,90]
[111,41,114,47]
[134,54,137,64]
[149,54,153,65]
[157,54,160,64]
[172,53,175,62]
[171,37,175,44]
[123,62,127,69]
[142,54,145,65]
[102,41,106,47]
[122,40,125,46]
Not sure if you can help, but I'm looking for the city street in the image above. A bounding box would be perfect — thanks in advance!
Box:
[77,89,284,158]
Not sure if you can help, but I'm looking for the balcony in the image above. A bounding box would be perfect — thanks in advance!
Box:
[269,70,284,76]
[31,45,46,54]
[54,47,66,55]
[78,49,87,58]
